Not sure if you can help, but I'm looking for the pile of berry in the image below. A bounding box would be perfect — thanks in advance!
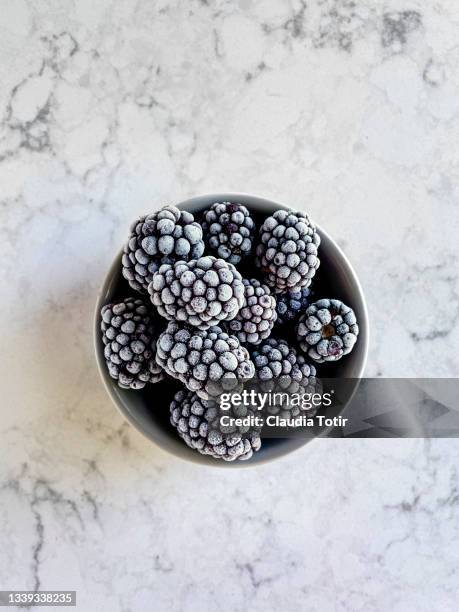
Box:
[100,202,359,461]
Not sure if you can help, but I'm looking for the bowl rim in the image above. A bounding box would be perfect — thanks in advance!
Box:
[94,192,370,467]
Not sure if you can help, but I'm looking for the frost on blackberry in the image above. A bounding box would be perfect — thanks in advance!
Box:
[255,209,320,293]
[101,297,164,389]
[296,298,359,363]
[251,338,318,394]
[156,322,255,400]
[122,205,204,293]
[202,201,256,265]
[276,286,311,326]
[228,278,277,345]
[170,389,262,461]
[250,338,320,420]
[149,256,245,330]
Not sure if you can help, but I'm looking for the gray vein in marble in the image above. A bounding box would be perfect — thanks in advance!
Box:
[381,11,422,50]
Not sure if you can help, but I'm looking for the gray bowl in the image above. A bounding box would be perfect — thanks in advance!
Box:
[94,193,369,466]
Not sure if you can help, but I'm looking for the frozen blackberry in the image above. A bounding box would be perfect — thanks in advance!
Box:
[156,322,255,400]
[228,279,277,345]
[170,389,261,461]
[100,297,164,389]
[251,338,318,394]
[202,201,256,265]
[276,286,311,326]
[122,205,204,293]
[255,209,320,293]
[296,298,359,363]
[149,256,245,330]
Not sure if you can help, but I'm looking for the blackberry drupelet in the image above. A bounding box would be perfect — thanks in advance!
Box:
[228,278,277,345]
[149,256,245,330]
[170,389,262,461]
[122,205,204,293]
[100,297,164,389]
[202,201,256,265]
[255,209,320,293]
[156,321,255,400]
[296,298,359,363]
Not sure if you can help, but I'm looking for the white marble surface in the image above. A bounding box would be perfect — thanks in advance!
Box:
[1,1,459,610]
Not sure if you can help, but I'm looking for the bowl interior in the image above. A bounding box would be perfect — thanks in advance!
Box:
[94,193,369,467]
